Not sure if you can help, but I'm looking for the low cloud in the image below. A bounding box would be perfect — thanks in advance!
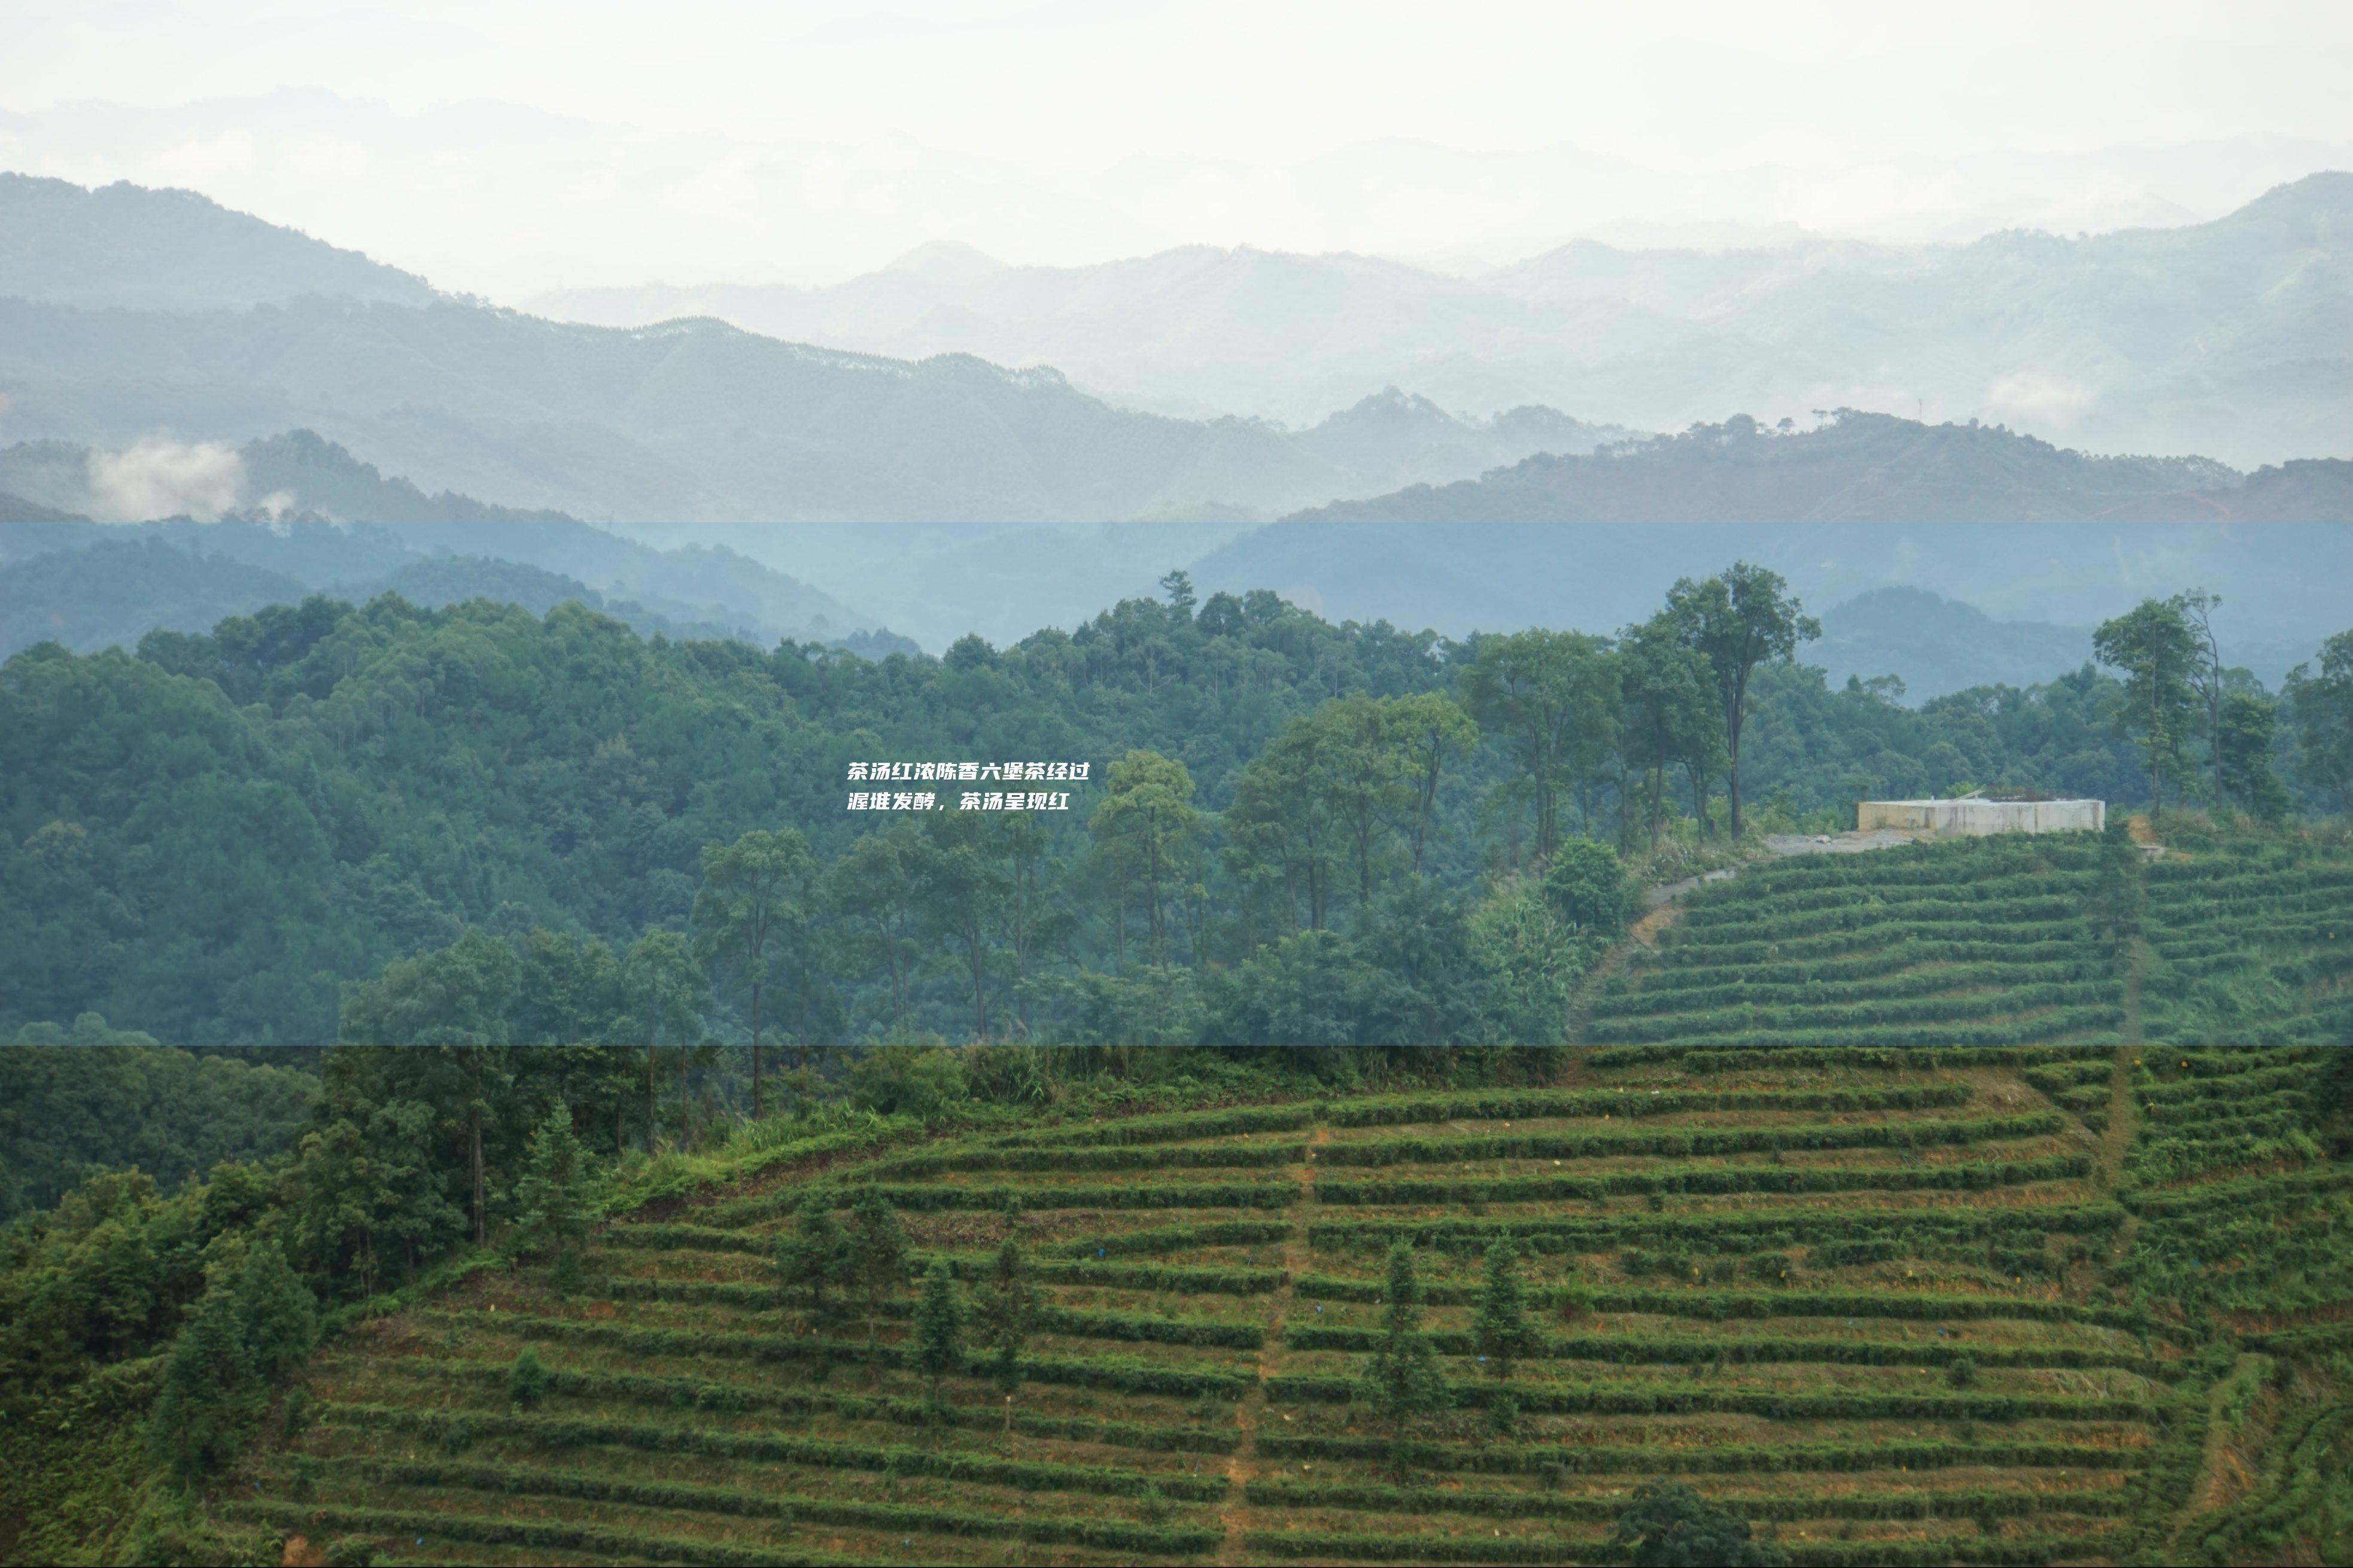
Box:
[84,437,247,522]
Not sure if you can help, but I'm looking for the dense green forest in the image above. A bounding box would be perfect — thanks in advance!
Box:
[3,567,2346,1054]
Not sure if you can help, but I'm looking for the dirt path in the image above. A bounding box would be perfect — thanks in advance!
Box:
[2185,1355,2265,1521]
[1216,1124,1324,1566]
[2097,938,2147,1197]
[1564,877,1694,1046]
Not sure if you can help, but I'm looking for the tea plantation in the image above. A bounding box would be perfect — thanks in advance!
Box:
[227,835,2352,1566]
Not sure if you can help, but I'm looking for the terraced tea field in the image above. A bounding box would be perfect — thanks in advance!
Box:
[231,835,2352,1566]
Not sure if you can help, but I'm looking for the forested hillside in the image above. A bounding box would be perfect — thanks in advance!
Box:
[5,834,2346,1564]
[4,564,2258,1053]
[6,564,2347,1051]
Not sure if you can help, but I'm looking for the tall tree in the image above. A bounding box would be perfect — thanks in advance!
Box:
[337,930,521,1246]
[510,1101,600,1268]
[1088,750,1203,963]
[1664,564,1819,839]
[2217,690,2292,821]
[618,930,703,1155]
[1392,692,1480,874]
[2179,588,2227,803]
[233,1238,318,1381]
[2093,598,2200,818]
[1309,696,1418,911]
[916,810,1010,1040]
[2285,630,2353,812]
[1226,723,1344,934]
[971,1234,1040,1395]
[913,1257,966,1408]
[847,1188,910,1348]
[1458,629,1619,861]
[776,1197,849,1325]
[286,1098,464,1298]
[1359,1242,1450,1477]
[692,828,813,1119]
[826,826,925,1028]
[991,811,1062,1037]
[1618,614,1722,845]
[1472,1234,1538,1380]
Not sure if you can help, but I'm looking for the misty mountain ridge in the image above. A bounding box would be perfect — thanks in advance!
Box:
[0,532,917,664]
[0,172,438,312]
[1290,411,2353,523]
[535,172,2353,467]
[0,288,1628,522]
[0,428,894,651]
[2,167,2349,535]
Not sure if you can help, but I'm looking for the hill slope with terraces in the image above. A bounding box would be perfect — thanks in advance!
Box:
[222,833,2350,1566]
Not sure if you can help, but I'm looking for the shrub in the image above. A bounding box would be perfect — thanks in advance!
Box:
[1607,1481,1789,1567]
[507,1346,549,1410]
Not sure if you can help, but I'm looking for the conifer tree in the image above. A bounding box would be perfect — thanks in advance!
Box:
[913,1257,965,1408]
[972,1235,1039,1394]
[848,1188,910,1347]
[776,1197,849,1324]
[1473,1234,1537,1379]
[508,1345,550,1409]
[512,1101,599,1275]
[1359,1242,1449,1477]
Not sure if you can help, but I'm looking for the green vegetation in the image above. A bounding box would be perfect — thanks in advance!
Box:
[20,567,2340,1054]
[3,560,2351,1563]
[2,829,2334,1563]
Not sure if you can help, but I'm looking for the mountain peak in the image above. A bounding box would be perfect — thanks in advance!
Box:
[880,240,1012,287]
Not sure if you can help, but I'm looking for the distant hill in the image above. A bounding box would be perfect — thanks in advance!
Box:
[0,431,889,644]
[0,487,84,522]
[0,537,309,659]
[1812,588,2094,701]
[1287,412,2353,523]
[0,534,922,662]
[0,172,437,310]
[534,172,2353,467]
[0,429,580,529]
[1188,514,2351,683]
[240,430,583,523]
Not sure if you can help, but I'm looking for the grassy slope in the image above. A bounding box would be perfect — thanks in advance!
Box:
[214,834,2352,1567]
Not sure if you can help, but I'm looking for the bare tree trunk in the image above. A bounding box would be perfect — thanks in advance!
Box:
[750,974,764,1121]
[969,933,987,1042]
[470,1109,486,1247]
[1726,730,1745,839]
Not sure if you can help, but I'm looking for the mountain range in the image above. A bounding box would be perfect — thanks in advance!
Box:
[0,173,1628,523]
[533,173,2353,467]
[1289,412,2353,523]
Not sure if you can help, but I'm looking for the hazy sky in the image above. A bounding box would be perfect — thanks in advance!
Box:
[4,1,2351,294]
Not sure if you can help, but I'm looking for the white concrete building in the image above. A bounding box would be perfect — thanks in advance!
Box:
[1856,796,2105,836]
